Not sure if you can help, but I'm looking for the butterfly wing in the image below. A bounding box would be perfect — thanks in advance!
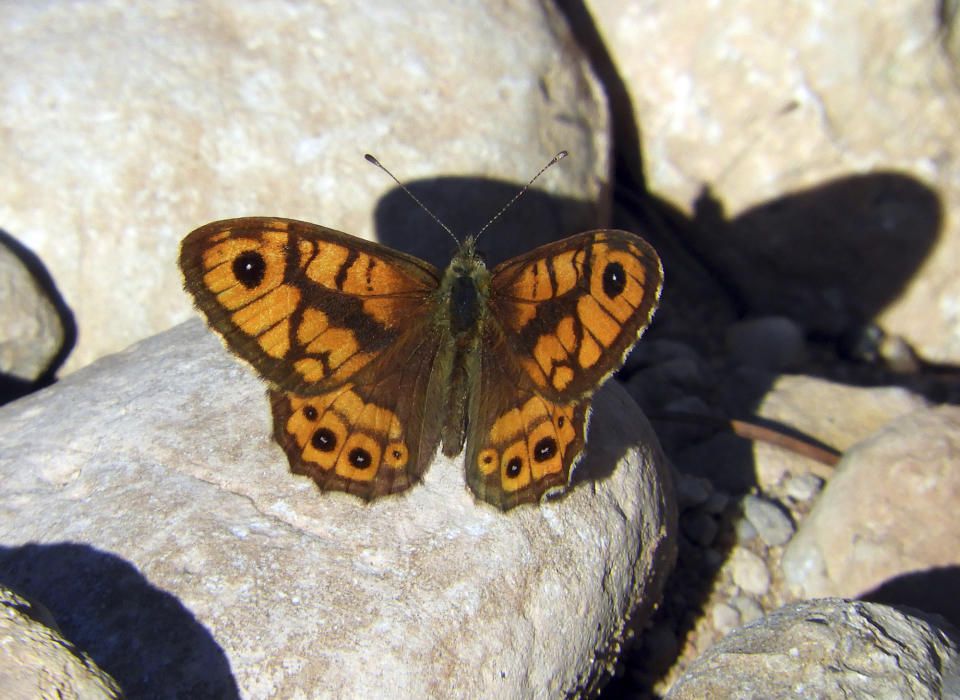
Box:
[180,217,446,499]
[465,230,663,509]
[179,217,441,395]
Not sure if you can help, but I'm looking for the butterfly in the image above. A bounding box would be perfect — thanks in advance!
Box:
[179,180,662,511]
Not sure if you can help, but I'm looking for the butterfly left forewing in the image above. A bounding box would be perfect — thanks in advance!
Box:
[463,230,662,509]
[179,217,440,395]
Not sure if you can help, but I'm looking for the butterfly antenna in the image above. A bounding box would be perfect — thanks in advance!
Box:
[364,153,460,246]
[473,150,567,242]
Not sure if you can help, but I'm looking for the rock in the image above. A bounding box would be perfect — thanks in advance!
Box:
[0,320,676,698]
[783,472,824,502]
[781,405,960,628]
[665,599,960,699]
[674,473,712,509]
[711,603,740,636]
[730,549,770,597]
[741,494,795,547]
[751,374,928,488]
[680,511,718,548]
[0,585,121,699]
[589,0,960,363]
[0,238,65,385]
[725,316,807,371]
[1,1,610,373]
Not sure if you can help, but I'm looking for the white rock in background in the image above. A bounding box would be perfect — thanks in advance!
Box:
[665,599,960,699]
[751,374,928,488]
[0,320,676,698]
[0,1,610,373]
[589,0,960,362]
[0,240,65,383]
[782,405,960,628]
[0,585,121,699]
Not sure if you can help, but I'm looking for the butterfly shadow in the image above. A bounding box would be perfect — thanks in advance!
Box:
[550,2,954,696]
[371,175,605,268]
[0,542,240,698]
[0,228,77,406]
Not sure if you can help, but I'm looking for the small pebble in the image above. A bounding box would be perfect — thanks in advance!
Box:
[783,473,824,502]
[732,548,771,596]
[726,316,808,371]
[702,490,729,515]
[730,595,764,624]
[681,511,718,547]
[734,517,758,544]
[743,494,796,546]
[676,473,712,509]
[712,603,741,635]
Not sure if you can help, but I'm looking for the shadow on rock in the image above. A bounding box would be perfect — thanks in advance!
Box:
[0,542,239,698]
[862,565,960,631]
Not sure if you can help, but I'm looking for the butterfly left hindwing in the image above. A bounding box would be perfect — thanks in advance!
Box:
[180,217,662,510]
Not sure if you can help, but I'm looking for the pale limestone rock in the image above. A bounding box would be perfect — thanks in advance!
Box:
[753,374,927,488]
[589,0,960,361]
[666,599,960,699]
[0,1,610,374]
[0,238,65,382]
[0,585,121,699]
[0,320,676,698]
[782,405,960,628]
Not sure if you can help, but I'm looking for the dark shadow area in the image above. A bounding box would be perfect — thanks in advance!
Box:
[0,542,240,699]
[861,566,960,631]
[0,228,77,405]
[372,174,602,268]
[550,1,957,698]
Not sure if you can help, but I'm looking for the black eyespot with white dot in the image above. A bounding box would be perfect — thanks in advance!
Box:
[602,261,626,299]
[303,406,318,421]
[533,437,557,462]
[505,456,523,479]
[349,448,372,469]
[233,251,267,289]
[311,428,336,452]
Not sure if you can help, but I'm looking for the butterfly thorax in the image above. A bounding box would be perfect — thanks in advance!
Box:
[432,236,492,457]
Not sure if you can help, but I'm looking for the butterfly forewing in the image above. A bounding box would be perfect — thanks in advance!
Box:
[488,230,663,402]
[179,217,441,395]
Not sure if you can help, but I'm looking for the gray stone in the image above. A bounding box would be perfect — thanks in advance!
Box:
[0,320,676,698]
[783,472,824,502]
[0,585,121,699]
[742,494,795,547]
[680,511,718,548]
[0,242,64,382]
[730,548,770,597]
[666,599,960,700]
[782,405,960,628]
[725,316,808,371]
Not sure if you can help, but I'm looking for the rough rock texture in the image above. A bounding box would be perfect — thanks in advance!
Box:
[589,0,960,362]
[665,599,960,699]
[0,1,610,373]
[750,374,929,488]
[0,585,121,699]
[782,405,960,627]
[0,239,65,382]
[0,320,676,698]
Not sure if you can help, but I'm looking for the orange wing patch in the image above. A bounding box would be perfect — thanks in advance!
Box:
[273,388,413,494]
[476,397,580,494]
